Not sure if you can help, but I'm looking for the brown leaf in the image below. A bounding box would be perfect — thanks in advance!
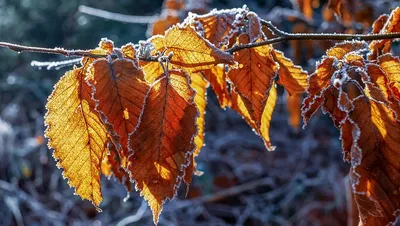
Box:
[286,93,302,130]
[369,7,400,60]
[127,70,198,224]
[101,141,131,191]
[192,9,244,48]
[246,12,263,43]
[347,97,400,226]
[203,64,231,109]
[231,82,278,151]
[272,49,308,95]
[302,41,367,126]
[87,59,150,167]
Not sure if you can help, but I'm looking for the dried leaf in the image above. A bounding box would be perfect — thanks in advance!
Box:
[272,49,308,95]
[45,67,108,208]
[347,97,400,226]
[150,14,180,36]
[140,36,168,84]
[369,7,400,60]
[192,8,244,48]
[184,72,209,187]
[246,12,263,43]
[164,25,234,71]
[102,141,132,191]
[286,93,302,130]
[203,64,230,109]
[297,0,313,20]
[87,59,150,167]
[231,83,278,151]
[302,41,367,126]
[127,70,198,224]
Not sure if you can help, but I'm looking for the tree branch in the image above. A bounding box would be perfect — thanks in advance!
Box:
[0,42,159,62]
[1,18,400,61]
[225,19,400,53]
[78,5,158,24]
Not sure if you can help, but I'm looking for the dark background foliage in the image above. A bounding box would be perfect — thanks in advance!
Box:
[1,0,398,225]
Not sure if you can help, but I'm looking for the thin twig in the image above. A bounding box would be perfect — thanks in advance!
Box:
[0,42,159,61]
[31,58,83,70]
[226,20,400,53]
[78,5,158,24]
[2,19,400,59]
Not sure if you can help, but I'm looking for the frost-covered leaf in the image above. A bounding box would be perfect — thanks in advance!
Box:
[203,64,230,109]
[369,7,400,60]
[271,49,308,95]
[228,34,278,150]
[184,72,209,187]
[164,25,234,71]
[191,8,245,48]
[101,140,131,191]
[45,67,108,208]
[127,70,198,224]
[231,82,278,151]
[302,41,367,126]
[87,58,150,167]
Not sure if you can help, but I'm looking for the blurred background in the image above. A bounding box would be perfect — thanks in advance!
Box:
[0,0,399,225]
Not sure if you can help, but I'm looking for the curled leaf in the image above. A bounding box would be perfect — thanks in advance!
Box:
[202,64,231,109]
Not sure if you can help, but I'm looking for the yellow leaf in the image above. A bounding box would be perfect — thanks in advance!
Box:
[45,67,108,208]
[184,72,209,188]
[272,49,308,95]
[164,25,234,71]
[203,64,231,109]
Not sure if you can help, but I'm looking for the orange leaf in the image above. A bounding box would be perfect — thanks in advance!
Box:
[302,41,367,126]
[184,72,209,188]
[297,0,313,20]
[163,0,185,10]
[121,43,136,60]
[371,14,388,34]
[231,82,278,151]
[369,7,400,60]
[45,67,108,208]
[164,25,234,71]
[272,49,308,95]
[127,70,198,224]
[87,59,150,167]
[366,61,400,121]
[192,8,244,48]
[346,97,400,226]
[203,64,231,109]
[246,12,263,43]
[286,93,302,130]
[228,34,278,122]
[101,141,132,191]
[377,55,400,101]
[302,57,335,125]
[150,14,180,36]
[327,0,342,18]
[140,35,168,84]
